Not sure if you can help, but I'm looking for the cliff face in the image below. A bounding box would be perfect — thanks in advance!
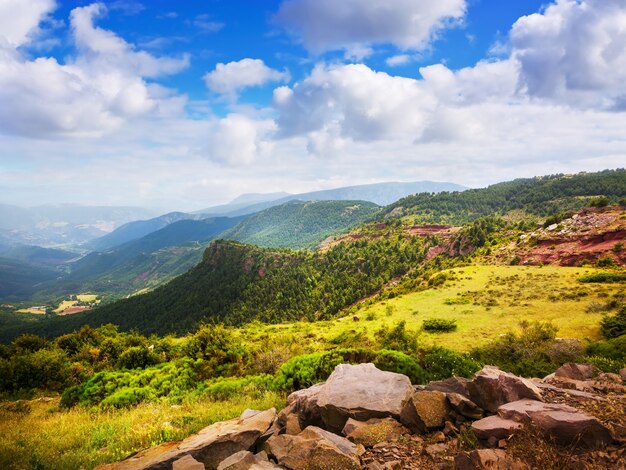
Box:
[500,207,626,266]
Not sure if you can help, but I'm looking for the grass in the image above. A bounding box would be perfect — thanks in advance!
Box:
[235,266,624,352]
[0,392,285,469]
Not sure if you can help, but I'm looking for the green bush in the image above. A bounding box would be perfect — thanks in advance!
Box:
[586,334,626,360]
[183,324,249,378]
[596,256,616,268]
[600,307,626,339]
[375,321,419,354]
[274,348,427,390]
[421,347,482,381]
[100,387,157,408]
[204,375,274,400]
[422,318,457,332]
[578,272,626,283]
[117,346,160,370]
[3,348,70,392]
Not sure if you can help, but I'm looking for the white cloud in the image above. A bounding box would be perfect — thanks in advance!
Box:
[510,0,626,110]
[274,63,437,144]
[275,0,466,54]
[0,0,55,47]
[0,2,189,139]
[386,54,411,67]
[205,114,276,165]
[204,59,289,98]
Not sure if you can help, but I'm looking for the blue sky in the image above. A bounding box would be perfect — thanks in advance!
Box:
[0,0,624,211]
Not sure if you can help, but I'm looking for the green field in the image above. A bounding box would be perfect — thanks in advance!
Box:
[234,265,623,352]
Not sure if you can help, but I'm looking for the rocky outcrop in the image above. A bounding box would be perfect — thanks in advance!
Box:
[265,426,363,470]
[498,399,612,449]
[99,408,276,470]
[101,362,625,470]
[454,449,528,470]
[468,366,543,413]
[554,363,600,381]
[342,418,409,447]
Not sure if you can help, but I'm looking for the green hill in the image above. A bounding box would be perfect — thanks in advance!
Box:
[381,169,626,223]
[5,229,433,340]
[223,200,380,249]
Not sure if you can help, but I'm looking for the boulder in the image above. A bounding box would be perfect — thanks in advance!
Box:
[447,392,484,420]
[467,366,543,413]
[498,399,613,449]
[283,413,302,436]
[620,367,626,382]
[400,391,450,433]
[341,417,408,447]
[471,416,523,441]
[426,377,471,398]
[216,450,281,470]
[100,408,277,470]
[315,363,415,433]
[279,382,326,430]
[554,363,599,381]
[173,455,205,470]
[454,449,528,470]
[265,426,363,470]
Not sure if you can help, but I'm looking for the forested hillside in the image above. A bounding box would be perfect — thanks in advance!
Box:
[381,169,626,223]
[6,227,439,339]
[223,200,380,249]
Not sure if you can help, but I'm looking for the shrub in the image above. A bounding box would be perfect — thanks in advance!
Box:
[578,272,626,283]
[372,350,427,384]
[6,348,70,392]
[204,375,274,400]
[11,334,49,354]
[183,324,249,378]
[375,321,419,354]
[596,256,616,268]
[421,347,482,381]
[600,307,626,339]
[586,334,626,360]
[117,346,160,370]
[614,242,624,254]
[422,318,457,332]
[100,387,156,408]
[589,196,609,207]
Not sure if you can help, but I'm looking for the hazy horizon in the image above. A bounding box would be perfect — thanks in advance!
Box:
[1,0,625,210]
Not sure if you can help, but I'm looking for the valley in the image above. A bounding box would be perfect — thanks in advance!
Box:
[0,170,625,469]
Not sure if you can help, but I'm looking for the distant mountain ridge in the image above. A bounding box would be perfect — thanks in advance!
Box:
[0,204,155,247]
[224,200,380,249]
[86,212,206,252]
[196,181,466,217]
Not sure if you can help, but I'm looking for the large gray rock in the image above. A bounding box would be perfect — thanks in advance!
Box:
[278,382,326,430]
[315,363,415,433]
[265,426,363,470]
[554,363,599,381]
[400,390,450,433]
[454,449,528,469]
[498,399,612,449]
[216,450,281,470]
[342,417,408,447]
[467,366,543,413]
[99,408,276,470]
[471,415,523,441]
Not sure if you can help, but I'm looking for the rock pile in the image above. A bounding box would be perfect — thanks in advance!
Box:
[99,362,626,470]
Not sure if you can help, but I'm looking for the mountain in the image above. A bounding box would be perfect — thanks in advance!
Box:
[14,231,434,338]
[196,181,466,217]
[380,169,626,223]
[30,216,245,300]
[86,211,205,252]
[0,204,155,247]
[0,257,59,300]
[1,245,77,267]
[223,200,380,249]
[195,192,291,216]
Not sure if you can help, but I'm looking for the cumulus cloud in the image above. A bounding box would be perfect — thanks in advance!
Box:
[274,63,437,146]
[275,0,466,54]
[0,2,189,139]
[0,0,55,47]
[205,114,276,165]
[204,59,289,98]
[510,0,626,110]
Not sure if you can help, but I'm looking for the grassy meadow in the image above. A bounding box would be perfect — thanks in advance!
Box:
[0,265,623,469]
[235,265,623,352]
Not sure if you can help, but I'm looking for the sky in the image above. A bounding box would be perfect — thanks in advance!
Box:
[0,0,624,212]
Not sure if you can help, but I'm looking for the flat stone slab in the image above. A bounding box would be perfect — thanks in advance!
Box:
[471,415,523,441]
